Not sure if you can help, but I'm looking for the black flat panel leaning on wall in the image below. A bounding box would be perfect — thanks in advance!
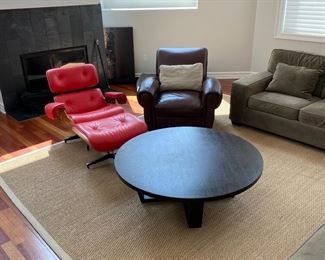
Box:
[0,4,108,118]
[104,27,136,84]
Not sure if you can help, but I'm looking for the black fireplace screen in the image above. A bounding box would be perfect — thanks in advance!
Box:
[20,45,88,93]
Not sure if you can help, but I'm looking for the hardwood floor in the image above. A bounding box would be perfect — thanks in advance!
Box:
[0,80,233,259]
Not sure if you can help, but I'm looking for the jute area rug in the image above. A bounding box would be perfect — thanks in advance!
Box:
[0,99,325,260]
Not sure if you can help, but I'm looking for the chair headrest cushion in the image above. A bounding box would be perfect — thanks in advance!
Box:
[46,63,99,94]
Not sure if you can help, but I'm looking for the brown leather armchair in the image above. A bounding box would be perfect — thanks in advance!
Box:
[137,48,223,130]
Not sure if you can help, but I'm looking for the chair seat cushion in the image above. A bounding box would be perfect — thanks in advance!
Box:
[299,100,325,128]
[68,105,124,123]
[155,90,202,117]
[73,113,147,152]
[54,88,107,114]
[248,92,319,120]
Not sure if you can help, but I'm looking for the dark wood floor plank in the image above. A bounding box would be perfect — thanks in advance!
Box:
[0,228,10,245]
[0,199,9,211]
[16,244,33,260]
[0,246,10,260]
[1,241,25,260]
[0,190,59,260]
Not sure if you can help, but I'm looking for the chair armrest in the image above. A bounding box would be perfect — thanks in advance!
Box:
[136,74,160,130]
[104,92,127,104]
[44,102,65,120]
[202,77,223,108]
[230,71,273,123]
[136,74,159,108]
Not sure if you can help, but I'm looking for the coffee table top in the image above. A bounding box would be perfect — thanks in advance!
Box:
[114,127,263,201]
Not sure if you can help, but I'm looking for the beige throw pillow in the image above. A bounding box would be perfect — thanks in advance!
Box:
[159,63,203,91]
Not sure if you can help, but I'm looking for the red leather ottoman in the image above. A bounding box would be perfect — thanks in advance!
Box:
[73,113,147,153]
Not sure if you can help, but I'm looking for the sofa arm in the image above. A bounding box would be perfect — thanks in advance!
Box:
[104,92,127,104]
[44,102,65,120]
[136,74,159,108]
[230,71,273,123]
[202,77,223,108]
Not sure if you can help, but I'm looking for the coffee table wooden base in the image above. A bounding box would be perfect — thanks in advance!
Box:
[138,192,204,228]
[137,192,163,203]
[184,200,204,228]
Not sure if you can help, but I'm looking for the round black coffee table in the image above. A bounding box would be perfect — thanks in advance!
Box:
[114,127,263,228]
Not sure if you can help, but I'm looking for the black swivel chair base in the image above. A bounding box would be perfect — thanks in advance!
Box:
[64,135,115,168]
[86,152,115,169]
[64,135,80,143]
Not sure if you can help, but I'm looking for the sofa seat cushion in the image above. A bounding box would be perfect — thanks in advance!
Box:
[248,92,319,120]
[299,100,325,128]
[155,90,202,117]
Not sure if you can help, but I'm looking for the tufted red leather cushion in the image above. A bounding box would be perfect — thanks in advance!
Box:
[68,105,124,123]
[73,113,147,152]
[54,88,107,114]
[46,64,99,93]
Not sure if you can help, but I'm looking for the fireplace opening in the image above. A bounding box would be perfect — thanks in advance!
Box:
[21,45,88,94]
[16,46,89,120]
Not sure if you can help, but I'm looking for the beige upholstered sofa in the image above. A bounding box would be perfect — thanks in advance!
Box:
[230,49,325,149]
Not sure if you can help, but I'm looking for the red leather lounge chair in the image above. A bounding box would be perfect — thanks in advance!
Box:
[44,63,147,168]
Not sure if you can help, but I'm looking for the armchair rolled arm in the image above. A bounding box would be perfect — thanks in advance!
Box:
[104,92,127,104]
[230,71,273,123]
[136,74,159,108]
[201,77,223,128]
[136,74,160,130]
[44,102,65,120]
[202,77,223,108]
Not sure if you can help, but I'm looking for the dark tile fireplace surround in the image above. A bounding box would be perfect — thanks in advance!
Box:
[0,4,108,120]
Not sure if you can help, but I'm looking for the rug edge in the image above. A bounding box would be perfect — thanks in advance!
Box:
[288,223,325,259]
[0,176,72,260]
[0,141,64,167]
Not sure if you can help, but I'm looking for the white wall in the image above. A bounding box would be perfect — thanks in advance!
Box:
[0,0,99,10]
[102,0,257,74]
[251,0,325,72]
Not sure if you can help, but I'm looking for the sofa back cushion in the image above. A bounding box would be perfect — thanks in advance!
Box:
[268,49,325,97]
[266,63,320,100]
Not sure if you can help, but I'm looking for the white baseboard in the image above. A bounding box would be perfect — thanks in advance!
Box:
[135,71,254,79]
[135,72,146,78]
[208,71,254,79]
[0,103,5,114]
